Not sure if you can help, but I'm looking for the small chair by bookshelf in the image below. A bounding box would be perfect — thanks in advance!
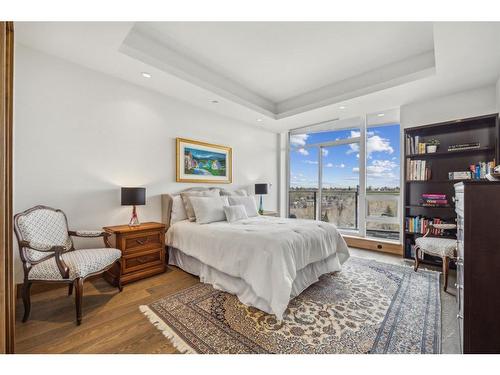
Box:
[413,223,457,291]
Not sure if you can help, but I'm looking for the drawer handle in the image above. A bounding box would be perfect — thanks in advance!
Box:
[136,239,148,245]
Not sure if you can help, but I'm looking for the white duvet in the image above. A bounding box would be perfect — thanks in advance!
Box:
[166,216,350,319]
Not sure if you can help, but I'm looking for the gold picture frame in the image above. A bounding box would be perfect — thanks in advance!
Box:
[176,138,232,183]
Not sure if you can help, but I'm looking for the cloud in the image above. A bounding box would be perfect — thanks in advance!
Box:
[304,160,318,165]
[322,149,329,157]
[325,162,345,168]
[346,133,393,156]
[290,134,309,147]
[297,148,309,156]
[367,159,398,177]
[352,159,399,179]
[368,135,394,155]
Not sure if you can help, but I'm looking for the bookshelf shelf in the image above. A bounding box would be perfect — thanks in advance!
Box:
[405,179,489,184]
[405,205,454,210]
[404,232,456,240]
[403,113,499,265]
[406,146,494,159]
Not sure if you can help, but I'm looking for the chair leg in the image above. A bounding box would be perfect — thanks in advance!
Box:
[414,247,420,272]
[22,281,32,323]
[442,256,449,292]
[74,278,84,325]
[117,261,123,293]
[68,282,73,296]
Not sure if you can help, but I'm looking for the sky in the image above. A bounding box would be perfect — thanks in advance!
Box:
[289,124,400,189]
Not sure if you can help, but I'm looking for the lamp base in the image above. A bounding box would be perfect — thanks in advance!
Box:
[258,195,264,215]
[129,205,141,226]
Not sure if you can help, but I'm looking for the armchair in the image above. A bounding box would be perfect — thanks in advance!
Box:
[14,205,123,325]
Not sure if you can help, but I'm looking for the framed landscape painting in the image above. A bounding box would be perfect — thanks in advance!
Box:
[176,138,232,183]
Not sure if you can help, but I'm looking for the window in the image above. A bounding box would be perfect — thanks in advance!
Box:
[365,122,401,241]
[288,110,401,242]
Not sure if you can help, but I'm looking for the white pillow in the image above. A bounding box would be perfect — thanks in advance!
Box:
[180,190,220,222]
[189,196,229,224]
[171,195,188,224]
[228,196,259,217]
[223,205,248,223]
[220,188,248,197]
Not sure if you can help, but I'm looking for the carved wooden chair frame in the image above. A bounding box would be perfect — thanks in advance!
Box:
[14,205,122,325]
[413,222,457,292]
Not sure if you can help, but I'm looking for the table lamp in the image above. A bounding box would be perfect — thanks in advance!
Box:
[121,187,146,226]
[254,183,268,215]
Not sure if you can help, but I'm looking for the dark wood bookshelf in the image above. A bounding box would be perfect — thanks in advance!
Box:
[403,113,500,265]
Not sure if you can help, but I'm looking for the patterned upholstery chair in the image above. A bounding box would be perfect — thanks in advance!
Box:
[413,223,457,292]
[14,205,123,325]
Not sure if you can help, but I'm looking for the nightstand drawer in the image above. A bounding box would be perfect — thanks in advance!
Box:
[123,231,163,253]
[123,248,164,274]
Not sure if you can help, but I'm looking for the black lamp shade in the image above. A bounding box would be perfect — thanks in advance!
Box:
[255,183,268,195]
[121,187,146,206]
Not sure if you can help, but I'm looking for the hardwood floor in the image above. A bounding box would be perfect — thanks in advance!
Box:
[15,266,198,353]
[15,248,458,354]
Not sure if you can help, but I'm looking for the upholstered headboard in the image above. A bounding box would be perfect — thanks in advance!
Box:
[161,187,248,230]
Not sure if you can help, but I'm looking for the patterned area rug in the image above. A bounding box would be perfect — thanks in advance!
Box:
[140,257,441,354]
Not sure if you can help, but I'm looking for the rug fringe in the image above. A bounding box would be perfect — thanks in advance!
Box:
[139,305,196,354]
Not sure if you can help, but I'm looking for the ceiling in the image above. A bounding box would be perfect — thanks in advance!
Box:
[14,22,500,132]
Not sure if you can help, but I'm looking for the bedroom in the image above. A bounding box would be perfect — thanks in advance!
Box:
[1,1,500,372]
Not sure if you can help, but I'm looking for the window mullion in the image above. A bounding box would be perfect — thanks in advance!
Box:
[358,117,367,238]
[317,145,322,221]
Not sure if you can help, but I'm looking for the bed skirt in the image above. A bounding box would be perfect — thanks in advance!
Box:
[168,246,343,317]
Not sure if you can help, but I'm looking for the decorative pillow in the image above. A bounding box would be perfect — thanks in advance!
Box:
[223,205,248,223]
[220,188,248,197]
[189,196,229,224]
[180,190,220,221]
[171,195,188,224]
[228,196,259,217]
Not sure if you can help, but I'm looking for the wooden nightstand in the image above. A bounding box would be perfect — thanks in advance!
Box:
[103,222,166,285]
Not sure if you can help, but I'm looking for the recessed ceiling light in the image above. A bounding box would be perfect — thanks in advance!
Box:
[210,100,219,104]
[141,72,152,78]
[339,105,346,110]
[377,113,385,117]
[256,118,263,122]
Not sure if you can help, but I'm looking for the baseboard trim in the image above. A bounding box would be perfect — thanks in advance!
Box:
[344,235,403,256]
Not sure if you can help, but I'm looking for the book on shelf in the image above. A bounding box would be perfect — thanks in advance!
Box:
[448,171,472,180]
[406,135,424,155]
[406,159,431,181]
[405,216,451,235]
[447,142,480,152]
[421,192,448,207]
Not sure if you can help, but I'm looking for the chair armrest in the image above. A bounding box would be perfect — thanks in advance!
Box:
[69,230,112,248]
[69,230,107,238]
[19,240,63,252]
[19,241,69,278]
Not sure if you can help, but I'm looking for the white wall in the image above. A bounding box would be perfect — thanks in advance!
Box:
[400,85,497,128]
[13,45,278,281]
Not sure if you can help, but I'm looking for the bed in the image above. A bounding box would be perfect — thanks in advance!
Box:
[161,190,350,320]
